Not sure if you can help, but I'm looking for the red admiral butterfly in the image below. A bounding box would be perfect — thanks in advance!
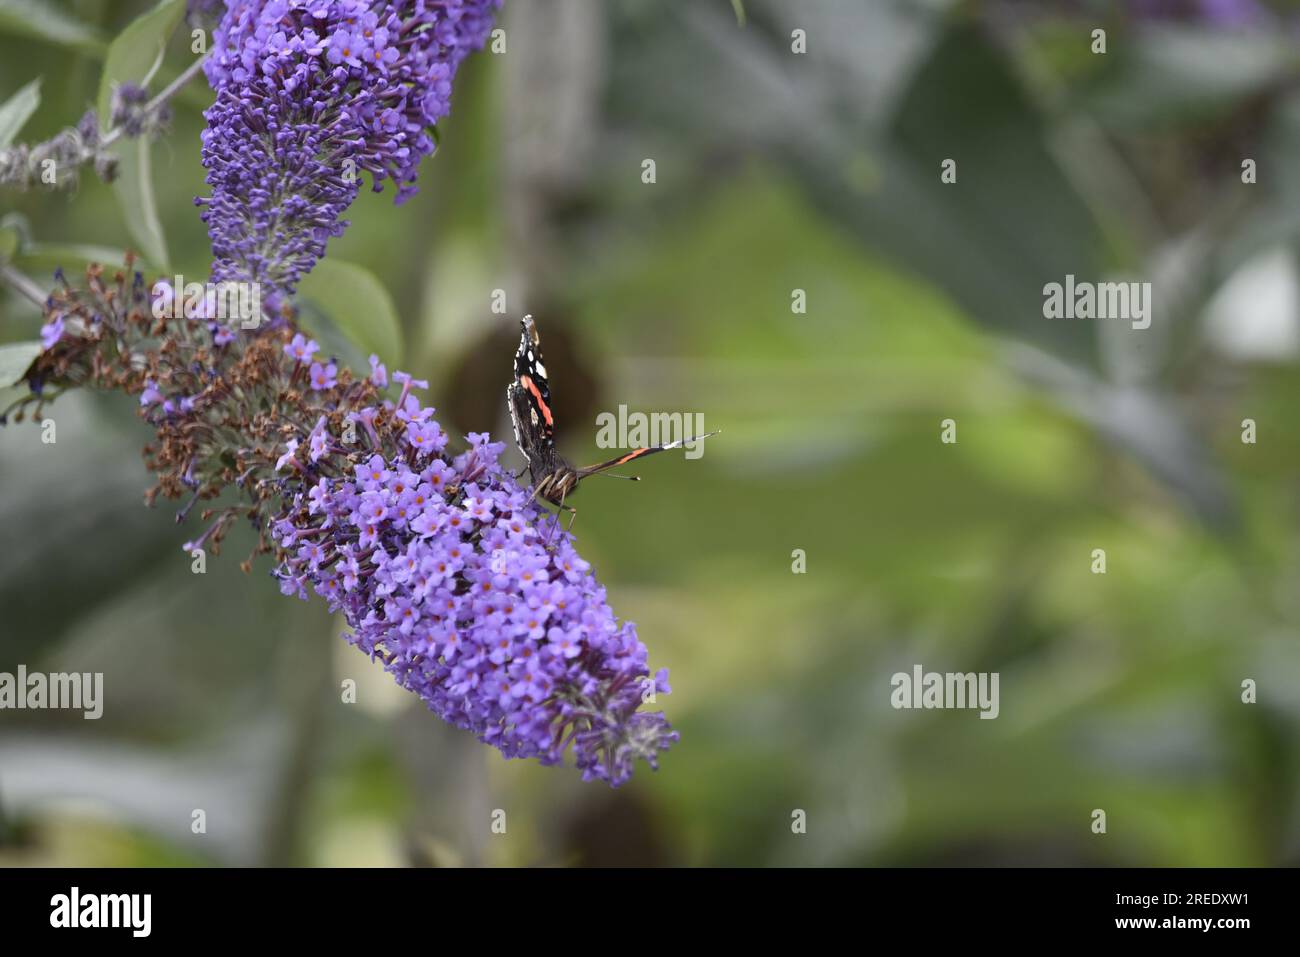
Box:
[506,315,719,527]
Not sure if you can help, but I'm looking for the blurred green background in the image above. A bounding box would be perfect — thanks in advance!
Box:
[2,0,1300,866]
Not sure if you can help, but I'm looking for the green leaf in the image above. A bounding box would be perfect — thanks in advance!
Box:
[0,0,105,54]
[782,21,1106,366]
[112,139,170,274]
[96,0,186,276]
[0,78,41,149]
[16,241,147,276]
[294,259,405,366]
[96,0,186,121]
[0,341,41,388]
[1079,26,1300,132]
[0,224,20,263]
[0,393,195,670]
[0,211,32,254]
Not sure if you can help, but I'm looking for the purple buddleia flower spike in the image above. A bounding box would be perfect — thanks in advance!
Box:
[272,385,678,786]
[12,266,677,786]
[196,0,500,312]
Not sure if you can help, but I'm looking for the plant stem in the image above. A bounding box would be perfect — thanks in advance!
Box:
[101,51,214,149]
[0,262,48,308]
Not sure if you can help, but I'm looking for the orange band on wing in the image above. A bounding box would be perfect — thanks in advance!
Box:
[519,375,554,427]
[611,448,651,466]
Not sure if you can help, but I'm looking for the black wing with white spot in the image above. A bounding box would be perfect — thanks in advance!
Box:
[506,314,557,464]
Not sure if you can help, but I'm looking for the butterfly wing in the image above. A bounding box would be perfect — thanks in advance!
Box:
[507,315,559,467]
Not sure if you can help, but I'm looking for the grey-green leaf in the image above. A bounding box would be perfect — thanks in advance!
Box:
[0,0,104,54]
[96,0,186,120]
[0,212,32,255]
[0,225,20,263]
[17,241,145,276]
[97,0,186,275]
[112,139,170,274]
[294,259,405,367]
[0,77,41,149]
[0,341,41,388]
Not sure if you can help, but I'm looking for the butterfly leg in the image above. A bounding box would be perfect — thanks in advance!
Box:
[527,482,559,545]
[561,493,577,535]
[527,484,550,512]
[541,489,577,546]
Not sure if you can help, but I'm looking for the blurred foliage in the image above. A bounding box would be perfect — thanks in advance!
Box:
[2,0,1300,867]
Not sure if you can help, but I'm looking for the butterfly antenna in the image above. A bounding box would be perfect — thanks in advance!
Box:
[673,427,721,447]
[576,429,721,476]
